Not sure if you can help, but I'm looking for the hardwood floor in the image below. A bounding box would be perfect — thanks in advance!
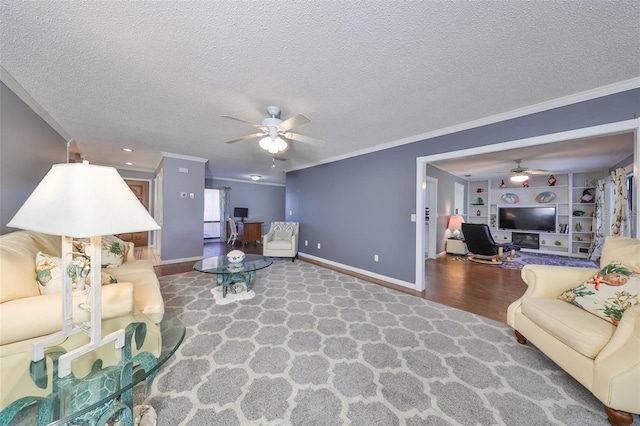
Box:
[152,240,526,324]
[423,255,525,323]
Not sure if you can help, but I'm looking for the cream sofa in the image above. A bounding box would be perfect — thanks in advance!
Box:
[0,230,164,409]
[508,236,640,425]
[263,221,299,261]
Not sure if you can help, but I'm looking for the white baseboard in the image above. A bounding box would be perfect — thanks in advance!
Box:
[298,252,418,291]
[159,255,203,265]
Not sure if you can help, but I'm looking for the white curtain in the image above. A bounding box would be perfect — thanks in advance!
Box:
[611,168,631,237]
[589,179,606,261]
[218,187,231,241]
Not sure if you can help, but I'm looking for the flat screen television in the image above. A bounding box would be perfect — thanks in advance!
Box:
[498,206,556,233]
[233,207,248,222]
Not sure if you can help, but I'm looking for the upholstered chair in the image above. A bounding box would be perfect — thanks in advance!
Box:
[262,222,299,261]
[508,236,640,425]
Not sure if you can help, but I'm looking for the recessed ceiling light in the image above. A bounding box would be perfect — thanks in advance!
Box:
[122,148,133,152]
[250,175,261,181]
[125,162,134,166]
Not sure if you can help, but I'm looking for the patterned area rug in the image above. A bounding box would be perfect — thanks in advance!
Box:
[210,282,255,305]
[454,251,598,270]
[135,260,630,425]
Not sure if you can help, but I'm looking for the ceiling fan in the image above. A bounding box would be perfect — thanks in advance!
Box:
[221,106,325,154]
[508,160,550,182]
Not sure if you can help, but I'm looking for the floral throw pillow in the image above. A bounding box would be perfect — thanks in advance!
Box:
[35,252,118,295]
[100,235,128,268]
[558,261,640,325]
[74,235,129,268]
[35,252,65,295]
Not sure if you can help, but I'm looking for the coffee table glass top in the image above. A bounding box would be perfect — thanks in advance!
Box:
[194,254,273,274]
[0,313,185,426]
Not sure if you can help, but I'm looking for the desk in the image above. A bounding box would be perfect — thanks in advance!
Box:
[237,222,263,247]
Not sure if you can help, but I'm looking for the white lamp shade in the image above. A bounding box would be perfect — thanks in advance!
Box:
[7,163,160,237]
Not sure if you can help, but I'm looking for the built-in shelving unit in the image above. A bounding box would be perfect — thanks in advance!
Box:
[467,171,606,258]
[570,171,602,257]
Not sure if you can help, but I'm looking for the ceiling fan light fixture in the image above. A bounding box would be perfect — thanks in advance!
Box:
[259,136,288,154]
[510,174,529,183]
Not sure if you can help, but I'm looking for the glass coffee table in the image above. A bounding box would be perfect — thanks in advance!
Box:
[194,254,273,298]
[0,313,185,426]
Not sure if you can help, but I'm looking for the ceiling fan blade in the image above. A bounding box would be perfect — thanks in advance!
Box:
[224,133,264,144]
[279,114,311,132]
[283,132,325,146]
[526,169,550,175]
[221,115,262,129]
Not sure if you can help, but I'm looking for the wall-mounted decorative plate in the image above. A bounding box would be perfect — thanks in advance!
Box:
[536,191,556,203]
[501,193,520,204]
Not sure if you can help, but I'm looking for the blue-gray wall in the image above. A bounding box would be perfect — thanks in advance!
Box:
[0,82,67,235]
[207,178,286,235]
[287,89,640,283]
[287,148,417,279]
[160,156,206,262]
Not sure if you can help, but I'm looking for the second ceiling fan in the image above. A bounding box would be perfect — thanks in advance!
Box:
[508,159,550,182]
[222,106,325,154]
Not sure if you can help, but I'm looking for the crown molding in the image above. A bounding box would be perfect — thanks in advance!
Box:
[114,165,157,174]
[161,152,208,163]
[1,64,73,141]
[209,176,286,187]
[287,77,640,173]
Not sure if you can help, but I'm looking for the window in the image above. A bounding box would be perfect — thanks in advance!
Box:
[204,189,221,238]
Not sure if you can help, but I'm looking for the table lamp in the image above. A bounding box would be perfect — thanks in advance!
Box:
[7,162,160,377]
[448,215,465,239]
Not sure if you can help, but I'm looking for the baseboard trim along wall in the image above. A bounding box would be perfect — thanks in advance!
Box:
[159,255,203,265]
[298,252,417,291]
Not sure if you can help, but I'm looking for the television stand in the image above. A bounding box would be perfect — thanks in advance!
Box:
[512,232,539,249]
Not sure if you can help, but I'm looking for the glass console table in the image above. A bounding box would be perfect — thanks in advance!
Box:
[0,313,185,425]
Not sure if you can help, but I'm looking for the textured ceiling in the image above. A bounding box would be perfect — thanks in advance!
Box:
[1,1,639,184]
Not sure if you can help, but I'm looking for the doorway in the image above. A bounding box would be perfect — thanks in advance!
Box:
[425,177,437,259]
[415,118,640,291]
[117,179,151,247]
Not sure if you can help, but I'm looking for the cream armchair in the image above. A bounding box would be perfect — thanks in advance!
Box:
[507,236,640,426]
[262,222,299,261]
